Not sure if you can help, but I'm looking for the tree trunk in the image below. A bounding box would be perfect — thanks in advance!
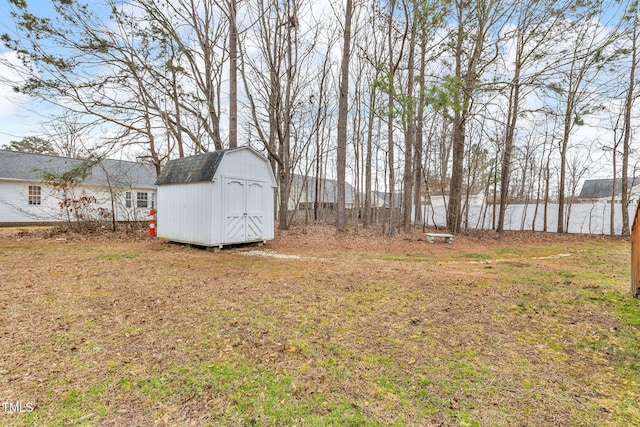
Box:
[447,0,484,234]
[557,113,571,233]
[363,86,376,227]
[611,150,617,237]
[387,0,397,236]
[402,6,417,233]
[336,0,353,232]
[448,111,466,233]
[497,67,520,233]
[621,14,638,236]
[228,0,238,149]
[413,19,427,227]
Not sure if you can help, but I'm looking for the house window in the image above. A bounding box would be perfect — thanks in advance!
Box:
[28,185,41,205]
[125,191,132,208]
[137,192,148,208]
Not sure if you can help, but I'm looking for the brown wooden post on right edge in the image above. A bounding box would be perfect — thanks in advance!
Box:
[632,203,640,297]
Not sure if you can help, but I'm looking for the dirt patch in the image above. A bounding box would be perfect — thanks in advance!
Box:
[2,222,622,251]
[269,223,622,255]
[1,224,151,242]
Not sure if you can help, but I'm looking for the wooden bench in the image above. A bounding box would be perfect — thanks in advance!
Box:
[425,233,454,244]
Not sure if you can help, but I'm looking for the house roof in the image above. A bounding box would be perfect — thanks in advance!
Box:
[579,177,640,199]
[290,174,407,207]
[0,149,156,189]
[291,174,359,204]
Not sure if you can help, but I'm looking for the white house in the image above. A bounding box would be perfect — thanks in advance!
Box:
[0,149,157,225]
[154,146,277,248]
[287,174,400,212]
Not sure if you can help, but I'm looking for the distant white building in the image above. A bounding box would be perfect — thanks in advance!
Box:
[0,150,157,225]
[427,190,486,207]
[288,174,404,213]
[288,174,367,211]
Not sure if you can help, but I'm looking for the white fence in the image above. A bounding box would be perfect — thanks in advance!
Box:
[414,202,638,235]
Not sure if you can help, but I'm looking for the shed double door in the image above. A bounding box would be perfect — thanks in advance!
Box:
[223,177,264,243]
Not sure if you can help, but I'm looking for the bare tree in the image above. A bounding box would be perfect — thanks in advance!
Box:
[620,3,639,236]
[412,1,441,227]
[336,0,354,232]
[1,0,230,170]
[225,0,239,148]
[447,0,510,233]
[550,4,615,233]
[382,0,409,236]
[41,112,90,158]
[400,0,417,233]
[357,1,386,228]
[240,0,323,229]
[139,0,227,151]
[496,0,567,233]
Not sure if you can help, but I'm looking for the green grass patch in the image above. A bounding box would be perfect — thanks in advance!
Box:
[132,359,382,425]
[587,289,640,326]
[458,253,492,260]
[375,252,434,262]
[13,388,111,427]
[494,247,525,256]
[576,287,640,380]
[96,252,139,261]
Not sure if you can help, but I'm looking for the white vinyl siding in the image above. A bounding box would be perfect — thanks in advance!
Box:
[0,180,155,223]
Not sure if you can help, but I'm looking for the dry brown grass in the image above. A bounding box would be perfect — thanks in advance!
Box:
[0,224,638,426]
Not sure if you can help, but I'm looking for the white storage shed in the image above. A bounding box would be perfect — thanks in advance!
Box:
[154,146,277,248]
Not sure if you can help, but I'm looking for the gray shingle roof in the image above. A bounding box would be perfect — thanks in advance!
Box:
[291,174,359,204]
[579,178,640,199]
[154,150,226,185]
[0,149,157,189]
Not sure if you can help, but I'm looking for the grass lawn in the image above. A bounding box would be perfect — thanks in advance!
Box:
[0,225,638,426]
